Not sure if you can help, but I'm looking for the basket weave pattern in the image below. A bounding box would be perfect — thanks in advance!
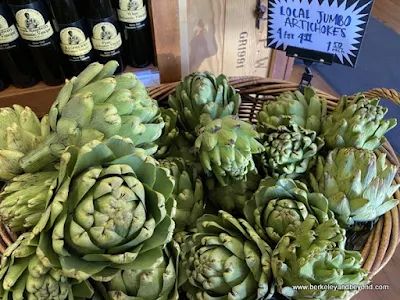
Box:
[0,77,399,280]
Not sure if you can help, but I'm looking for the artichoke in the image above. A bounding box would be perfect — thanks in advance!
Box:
[322,94,397,150]
[154,108,180,159]
[310,148,399,227]
[0,105,50,181]
[244,177,333,243]
[0,233,94,299]
[0,171,58,232]
[176,210,275,300]
[20,61,165,173]
[160,158,205,232]
[260,123,325,179]
[99,241,180,300]
[206,172,261,215]
[272,216,369,299]
[195,114,265,186]
[168,72,241,138]
[32,136,176,281]
[167,133,197,162]
[257,87,327,134]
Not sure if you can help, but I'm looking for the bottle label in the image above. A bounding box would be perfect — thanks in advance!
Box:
[9,0,55,47]
[91,22,122,51]
[0,16,19,45]
[117,0,147,29]
[59,20,93,62]
[15,8,54,41]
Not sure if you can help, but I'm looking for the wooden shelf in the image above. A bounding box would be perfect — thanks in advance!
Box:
[0,64,159,117]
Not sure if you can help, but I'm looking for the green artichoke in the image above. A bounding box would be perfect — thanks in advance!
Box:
[0,233,94,300]
[20,61,165,173]
[0,105,50,181]
[272,216,369,299]
[260,123,325,179]
[206,172,261,215]
[176,210,275,300]
[167,133,197,162]
[154,108,180,159]
[0,171,58,232]
[244,177,333,243]
[310,148,399,227]
[322,94,397,150]
[160,158,205,232]
[257,87,327,134]
[32,136,176,281]
[168,72,241,138]
[195,114,265,186]
[99,241,180,300]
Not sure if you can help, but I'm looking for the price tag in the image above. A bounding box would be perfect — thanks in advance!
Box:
[267,0,373,67]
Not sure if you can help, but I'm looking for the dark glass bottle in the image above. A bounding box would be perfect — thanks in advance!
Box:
[7,0,65,86]
[50,0,94,77]
[0,0,38,88]
[85,0,124,73]
[0,65,9,91]
[114,0,152,67]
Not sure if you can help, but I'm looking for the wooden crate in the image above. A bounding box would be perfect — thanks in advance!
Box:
[150,0,294,82]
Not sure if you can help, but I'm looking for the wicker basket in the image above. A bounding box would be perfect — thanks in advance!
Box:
[0,77,399,282]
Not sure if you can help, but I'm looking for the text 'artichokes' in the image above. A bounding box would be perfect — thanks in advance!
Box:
[272,217,369,299]
[176,210,275,300]
[257,87,327,134]
[169,72,241,138]
[160,158,205,232]
[322,94,397,150]
[310,148,399,227]
[0,233,94,300]
[32,136,176,281]
[244,177,332,243]
[195,114,264,186]
[260,123,324,179]
[0,105,50,180]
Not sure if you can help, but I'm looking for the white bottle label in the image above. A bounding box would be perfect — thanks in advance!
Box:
[60,27,92,56]
[91,22,122,51]
[117,0,147,24]
[0,15,19,44]
[15,8,53,41]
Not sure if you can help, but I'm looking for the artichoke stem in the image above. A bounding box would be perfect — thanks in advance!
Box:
[19,133,62,173]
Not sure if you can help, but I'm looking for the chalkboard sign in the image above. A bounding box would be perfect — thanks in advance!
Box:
[267,0,374,67]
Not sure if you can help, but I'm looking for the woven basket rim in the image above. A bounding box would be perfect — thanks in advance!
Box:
[0,77,399,284]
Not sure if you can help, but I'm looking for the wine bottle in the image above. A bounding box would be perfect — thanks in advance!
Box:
[0,0,38,88]
[0,65,9,91]
[7,0,65,86]
[85,0,124,73]
[50,0,94,77]
[115,0,152,67]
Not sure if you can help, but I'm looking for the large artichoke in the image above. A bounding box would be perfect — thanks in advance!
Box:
[160,158,204,232]
[195,114,264,186]
[322,94,397,150]
[260,123,324,179]
[272,217,369,299]
[257,87,327,134]
[168,72,241,138]
[98,241,180,300]
[0,105,50,181]
[0,233,94,299]
[20,61,164,173]
[310,148,399,227]
[154,108,180,159]
[176,210,275,300]
[0,171,58,232]
[206,171,261,215]
[32,136,176,281]
[243,177,333,243]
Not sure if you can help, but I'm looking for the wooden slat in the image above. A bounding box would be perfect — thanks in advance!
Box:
[149,0,182,83]
[268,50,294,80]
[222,0,272,77]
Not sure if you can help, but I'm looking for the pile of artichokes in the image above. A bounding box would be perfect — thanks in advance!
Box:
[0,62,398,300]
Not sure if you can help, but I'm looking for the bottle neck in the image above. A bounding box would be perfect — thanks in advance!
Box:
[85,0,114,19]
[50,0,80,24]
